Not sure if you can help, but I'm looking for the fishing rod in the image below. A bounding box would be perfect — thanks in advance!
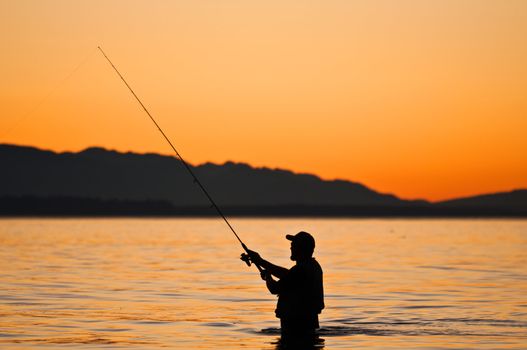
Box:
[97,46,263,275]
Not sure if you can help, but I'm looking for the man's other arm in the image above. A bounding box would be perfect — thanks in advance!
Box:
[247,250,288,279]
[263,272,281,295]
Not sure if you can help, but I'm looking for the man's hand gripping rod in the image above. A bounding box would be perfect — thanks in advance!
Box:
[98,46,264,277]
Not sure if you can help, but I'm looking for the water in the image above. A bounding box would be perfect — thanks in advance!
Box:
[0,218,526,349]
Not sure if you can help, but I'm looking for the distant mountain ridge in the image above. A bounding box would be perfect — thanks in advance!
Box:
[0,143,413,207]
[1,143,525,216]
[437,189,527,209]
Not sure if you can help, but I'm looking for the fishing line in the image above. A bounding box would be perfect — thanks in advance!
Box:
[1,47,98,139]
[97,46,262,273]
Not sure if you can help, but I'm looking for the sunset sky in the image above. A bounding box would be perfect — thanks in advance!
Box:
[1,0,526,201]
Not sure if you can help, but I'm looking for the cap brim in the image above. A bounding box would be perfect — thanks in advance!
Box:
[285,234,295,241]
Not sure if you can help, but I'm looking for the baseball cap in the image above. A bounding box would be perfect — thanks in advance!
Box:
[286,231,315,250]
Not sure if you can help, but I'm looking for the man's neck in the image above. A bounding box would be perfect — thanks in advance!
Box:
[296,257,312,265]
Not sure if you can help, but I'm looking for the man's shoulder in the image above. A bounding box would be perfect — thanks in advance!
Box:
[292,258,323,275]
[311,258,323,271]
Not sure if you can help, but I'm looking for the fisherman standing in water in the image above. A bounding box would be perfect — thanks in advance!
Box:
[243,231,324,346]
[100,47,324,346]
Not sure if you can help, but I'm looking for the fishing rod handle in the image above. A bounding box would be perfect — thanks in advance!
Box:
[240,243,265,274]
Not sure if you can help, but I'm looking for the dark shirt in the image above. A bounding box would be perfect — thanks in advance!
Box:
[275,258,324,324]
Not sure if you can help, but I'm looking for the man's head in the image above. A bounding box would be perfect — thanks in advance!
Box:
[286,231,315,261]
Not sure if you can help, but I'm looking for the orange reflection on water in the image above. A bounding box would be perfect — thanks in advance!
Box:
[0,218,526,349]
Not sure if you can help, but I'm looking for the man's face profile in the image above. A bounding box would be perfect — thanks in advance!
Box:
[290,241,305,261]
[290,242,297,261]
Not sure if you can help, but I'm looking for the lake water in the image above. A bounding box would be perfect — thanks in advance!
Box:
[0,218,526,349]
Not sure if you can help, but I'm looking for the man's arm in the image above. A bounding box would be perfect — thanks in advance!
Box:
[246,250,288,279]
[260,259,288,279]
[262,271,280,295]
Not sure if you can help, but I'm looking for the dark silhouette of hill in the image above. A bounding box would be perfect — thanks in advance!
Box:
[0,143,413,207]
[437,190,527,210]
[1,144,525,216]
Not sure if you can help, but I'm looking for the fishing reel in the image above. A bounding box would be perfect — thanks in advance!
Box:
[241,252,267,280]
[240,253,252,266]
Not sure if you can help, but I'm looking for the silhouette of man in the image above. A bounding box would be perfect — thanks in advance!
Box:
[245,231,324,345]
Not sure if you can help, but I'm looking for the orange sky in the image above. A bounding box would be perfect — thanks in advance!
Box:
[1,0,526,201]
